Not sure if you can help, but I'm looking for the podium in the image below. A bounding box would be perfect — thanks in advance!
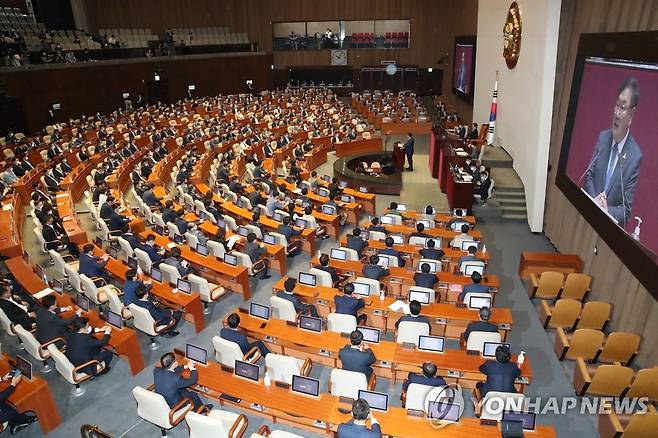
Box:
[392,142,405,169]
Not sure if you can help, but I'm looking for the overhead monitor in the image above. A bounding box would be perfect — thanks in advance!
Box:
[452,35,476,103]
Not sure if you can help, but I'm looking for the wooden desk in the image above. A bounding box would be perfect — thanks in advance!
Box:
[4,257,145,376]
[445,170,473,211]
[334,138,383,158]
[272,277,512,341]
[0,196,23,258]
[234,313,531,388]
[518,252,583,279]
[55,192,88,245]
[343,187,376,216]
[0,355,61,434]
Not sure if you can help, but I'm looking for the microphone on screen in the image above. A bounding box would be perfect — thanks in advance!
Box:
[617,152,628,229]
[576,145,604,189]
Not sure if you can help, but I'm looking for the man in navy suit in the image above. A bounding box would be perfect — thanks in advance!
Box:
[335,283,367,325]
[463,307,498,342]
[315,253,340,285]
[276,216,302,256]
[161,201,177,224]
[276,278,319,317]
[378,237,405,267]
[459,271,490,302]
[153,352,209,410]
[367,217,387,234]
[219,313,270,356]
[65,317,113,376]
[403,132,414,171]
[458,245,480,268]
[163,247,192,277]
[134,285,182,337]
[139,234,165,262]
[477,345,521,397]
[347,228,367,258]
[419,239,444,260]
[413,263,437,289]
[395,300,430,329]
[362,255,388,281]
[402,361,446,392]
[337,399,382,438]
[338,330,376,381]
[0,373,38,434]
[78,244,112,284]
[583,77,642,226]
[122,269,151,306]
[109,204,131,232]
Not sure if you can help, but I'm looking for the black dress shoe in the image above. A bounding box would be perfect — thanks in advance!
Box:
[260,274,272,280]
[164,331,180,338]
[10,423,31,434]
[95,366,111,377]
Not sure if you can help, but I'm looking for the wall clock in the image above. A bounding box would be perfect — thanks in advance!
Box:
[503,2,522,69]
[331,49,347,66]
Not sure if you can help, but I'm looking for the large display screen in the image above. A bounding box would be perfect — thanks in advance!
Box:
[452,36,476,102]
[556,31,658,294]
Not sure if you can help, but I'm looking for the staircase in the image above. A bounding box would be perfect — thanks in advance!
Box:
[480,147,528,222]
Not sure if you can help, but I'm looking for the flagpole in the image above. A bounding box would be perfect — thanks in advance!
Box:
[486,70,499,146]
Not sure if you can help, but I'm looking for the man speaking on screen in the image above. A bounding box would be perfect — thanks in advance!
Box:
[583,77,642,227]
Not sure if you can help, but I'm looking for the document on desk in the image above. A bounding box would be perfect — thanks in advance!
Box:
[388,300,410,314]
[166,242,177,249]
[34,288,55,300]
[227,235,242,250]
[449,284,462,292]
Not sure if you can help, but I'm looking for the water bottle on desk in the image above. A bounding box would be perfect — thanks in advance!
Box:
[517,351,525,368]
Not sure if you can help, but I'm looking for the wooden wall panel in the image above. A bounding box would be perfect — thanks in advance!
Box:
[544,0,658,368]
[0,53,272,133]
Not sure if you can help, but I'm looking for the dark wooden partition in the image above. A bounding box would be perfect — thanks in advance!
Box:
[0,52,272,133]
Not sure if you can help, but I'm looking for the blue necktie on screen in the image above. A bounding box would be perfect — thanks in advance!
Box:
[604,144,619,193]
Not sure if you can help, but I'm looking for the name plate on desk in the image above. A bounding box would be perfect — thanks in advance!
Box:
[480,419,498,427]
[407,409,424,417]
[402,342,416,350]
[319,349,332,357]
[220,365,234,373]
[456,303,467,309]
[286,320,297,327]
[466,350,480,356]
[339,396,354,404]
[238,307,248,314]
[275,381,290,389]
[340,332,350,338]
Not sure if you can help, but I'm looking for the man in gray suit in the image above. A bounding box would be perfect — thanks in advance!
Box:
[583,77,642,227]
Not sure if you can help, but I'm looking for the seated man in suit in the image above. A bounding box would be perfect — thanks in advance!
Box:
[387,202,403,216]
[42,214,80,257]
[458,272,490,302]
[0,373,39,434]
[78,243,112,285]
[174,211,189,235]
[458,245,480,267]
[314,254,340,286]
[35,294,80,345]
[123,269,151,306]
[338,330,376,381]
[219,313,270,356]
[463,307,498,342]
[378,237,405,267]
[243,233,271,280]
[335,282,367,326]
[402,361,446,392]
[410,222,430,238]
[161,200,177,224]
[276,278,319,317]
[99,196,116,220]
[139,234,165,263]
[419,238,444,261]
[362,255,388,281]
[154,352,211,411]
[346,228,367,258]
[367,217,388,234]
[65,317,113,376]
[337,398,381,438]
[162,247,191,277]
[395,300,430,329]
[276,216,302,256]
[109,203,132,233]
[450,224,472,249]
[134,285,183,337]
[142,183,161,207]
[414,262,438,289]
[0,284,36,330]
[476,345,521,397]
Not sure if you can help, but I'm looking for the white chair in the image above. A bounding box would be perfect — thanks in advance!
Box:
[265,353,312,385]
[185,232,200,249]
[212,336,261,368]
[424,385,465,418]
[327,313,357,334]
[476,391,523,421]
[98,220,121,242]
[185,410,248,438]
[47,343,100,396]
[245,224,262,240]
[117,237,135,261]
[132,386,194,436]
[369,230,386,242]
[134,248,153,273]
[462,292,492,307]
[383,214,402,225]
[79,274,115,309]
[233,251,265,277]
[396,321,430,345]
[466,331,502,353]
[377,254,398,268]
[354,277,380,296]
[408,236,426,246]
[167,222,181,237]
[329,368,370,400]
[14,325,54,372]
[207,241,227,259]
[460,260,486,275]
[0,308,18,337]
[188,274,226,314]
[404,383,436,410]
[160,263,182,286]
[269,296,298,322]
[49,249,78,282]
[65,265,84,294]
[409,286,436,304]
[128,304,176,349]
[309,268,333,287]
[269,232,298,256]
[106,288,132,319]
[249,426,304,438]
[223,215,238,232]
[340,247,360,261]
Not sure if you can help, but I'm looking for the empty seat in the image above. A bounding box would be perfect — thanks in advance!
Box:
[528,271,564,299]
[558,273,591,301]
[555,328,604,361]
[539,298,582,330]
[575,301,611,331]
[185,409,248,438]
[133,386,194,436]
[573,359,633,397]
[265,353,312,385]
[595,332,640,366]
